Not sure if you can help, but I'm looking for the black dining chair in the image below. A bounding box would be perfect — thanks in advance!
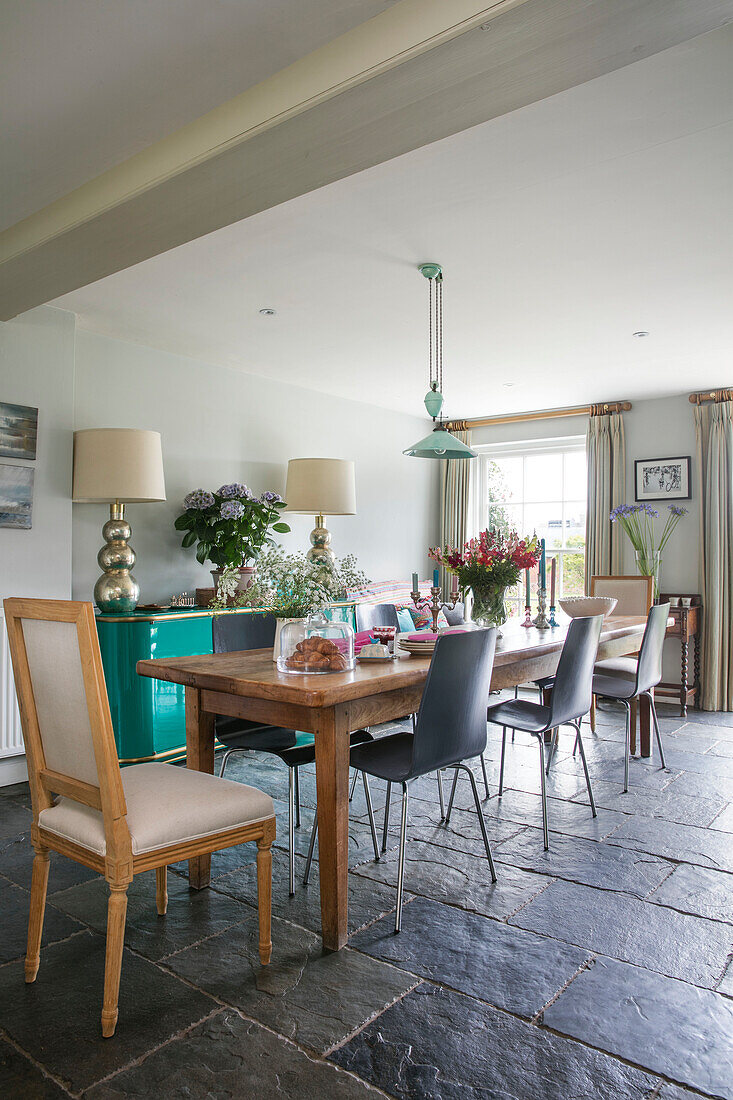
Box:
[212,612,376,895]
[485,615,603,849]
[322,629,498,932]
[592,602,670,792]
[354,602,401,633]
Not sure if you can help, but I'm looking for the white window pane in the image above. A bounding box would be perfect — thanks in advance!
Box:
[565,504,586,550]
[524,503,563,550]
[488,502,523,534]
[524,453,562,502]
[561,552,586,597]
[564,451,587,500]
[486,456,522,503]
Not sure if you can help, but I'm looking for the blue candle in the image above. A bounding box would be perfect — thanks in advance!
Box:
[412,572,419,592]
[540,539,546,588]
[525,568,531,607]
[432,568,440,587]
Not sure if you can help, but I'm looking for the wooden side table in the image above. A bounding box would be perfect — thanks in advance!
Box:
[655,594,701,717]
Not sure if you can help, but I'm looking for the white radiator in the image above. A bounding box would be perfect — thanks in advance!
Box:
[0,610,24,758]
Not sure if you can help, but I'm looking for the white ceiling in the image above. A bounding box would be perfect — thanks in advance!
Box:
[0,0,392,232]
[53,25,733,419]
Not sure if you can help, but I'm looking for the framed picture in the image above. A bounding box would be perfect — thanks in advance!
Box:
[0,401,38,460]
[0,462,35,528]
[634,456,691,502]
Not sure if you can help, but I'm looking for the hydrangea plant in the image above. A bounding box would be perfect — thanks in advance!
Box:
[175,484,290,569]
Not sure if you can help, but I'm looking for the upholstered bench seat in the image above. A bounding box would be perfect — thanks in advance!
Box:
[39,762,274,856]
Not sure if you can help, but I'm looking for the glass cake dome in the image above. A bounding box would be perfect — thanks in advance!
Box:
[277,612,355,674]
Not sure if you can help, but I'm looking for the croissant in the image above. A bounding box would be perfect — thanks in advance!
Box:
[329,652,348,671]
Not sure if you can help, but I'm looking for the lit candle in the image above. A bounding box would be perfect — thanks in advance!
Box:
[540,539,546,589]
[451,572,459,596]
[525,568,531,607]
[432,568,440,588]
[550,557,556,605]
[412,572,419,592]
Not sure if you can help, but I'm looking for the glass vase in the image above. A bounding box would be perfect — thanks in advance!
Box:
[635,550,661,600]
[470,585,508,636]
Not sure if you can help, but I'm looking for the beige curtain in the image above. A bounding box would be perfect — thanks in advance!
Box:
[585,411,625,589]
[439,430,472,597]
[694,399,733,711]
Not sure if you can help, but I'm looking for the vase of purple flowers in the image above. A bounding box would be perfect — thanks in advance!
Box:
[175,483,290,591]
[609,503,688,599]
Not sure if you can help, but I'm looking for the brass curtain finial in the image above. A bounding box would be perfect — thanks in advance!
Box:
[689,387,733,405]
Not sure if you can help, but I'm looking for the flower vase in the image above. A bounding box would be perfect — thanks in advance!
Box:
[470,586,509,636]
[634,550,662,600]
[273,617,306,662]
[210,565,256,595]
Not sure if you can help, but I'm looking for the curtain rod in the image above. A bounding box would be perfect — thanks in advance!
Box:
[447,400,632,431]
[689,388,732,405]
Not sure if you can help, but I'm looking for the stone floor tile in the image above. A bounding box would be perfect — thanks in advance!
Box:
[544,956,733,1099]
[0,931,215,1093]
[709,802,733,832]
[351,836,549,920]
[608,816,733,871]
[50,870,255,961]
[647,862,733,923]
[494,827,674,898]
[330,982,657,1100]
[663,769,733,803]
[655,748,733,779]
[0,877,83,964]
[510,879,732,987]
[212,852,405,936]
[718,961,733,997]
[351,895,589,1018]
[163,915,417,1054]
[0,799,32,839]
[0,833,101,893]
[0,1035,69,1098]
[87,1008,384,1099]
[569,779,725,827]
[672,711,733,729]
[666,729,726,754]
[709,740,733,758]
[478,788,627,841]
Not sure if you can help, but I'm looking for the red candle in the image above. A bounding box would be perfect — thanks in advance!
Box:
[550,557,556,605]
[451,573,459,596]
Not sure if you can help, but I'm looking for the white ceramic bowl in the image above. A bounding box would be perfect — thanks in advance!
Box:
[559,596,618,620]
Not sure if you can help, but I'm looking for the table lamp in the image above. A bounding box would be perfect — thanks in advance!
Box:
[285,458,356,565]
[73,429,166,613]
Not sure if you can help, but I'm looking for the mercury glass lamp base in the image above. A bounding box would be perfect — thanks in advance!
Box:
[94,502,141,613]
[306,514,336,566]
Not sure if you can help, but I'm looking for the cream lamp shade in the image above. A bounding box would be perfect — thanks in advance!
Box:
[73,429,166,502]
[285,459,356,516]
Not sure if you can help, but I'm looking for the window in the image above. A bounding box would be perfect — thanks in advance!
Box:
[472,437,587,620]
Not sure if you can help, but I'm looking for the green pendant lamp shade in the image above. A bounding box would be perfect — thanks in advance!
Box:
[404,263,475,460]
[404,424,477,459]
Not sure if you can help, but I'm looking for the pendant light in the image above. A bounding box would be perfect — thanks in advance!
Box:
[403,263,476,460]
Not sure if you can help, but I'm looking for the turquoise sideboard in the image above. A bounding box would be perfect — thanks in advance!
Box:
[96,604,357,765]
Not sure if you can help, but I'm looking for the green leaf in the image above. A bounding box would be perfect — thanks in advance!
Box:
[272,522,290,533]
[181,530,197,548]
[195,543,209,565]
[174,514,191,530]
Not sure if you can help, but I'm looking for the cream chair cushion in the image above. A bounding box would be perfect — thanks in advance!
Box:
[594,656,638,681]
[38,762,274,856]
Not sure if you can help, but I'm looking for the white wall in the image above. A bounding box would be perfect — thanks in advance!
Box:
[72,331,440,601]
[0,307,75,602]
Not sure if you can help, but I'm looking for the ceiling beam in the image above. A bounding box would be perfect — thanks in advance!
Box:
[1,0,731,320]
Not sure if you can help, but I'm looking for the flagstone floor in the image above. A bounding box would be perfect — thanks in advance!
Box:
[0,696,731,1098]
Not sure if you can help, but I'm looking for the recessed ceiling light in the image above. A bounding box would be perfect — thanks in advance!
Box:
[633,330,649,338]
[259,307,276,316]
[503,382,516,388]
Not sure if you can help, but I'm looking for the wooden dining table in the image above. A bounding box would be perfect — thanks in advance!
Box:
[137,615,649,951]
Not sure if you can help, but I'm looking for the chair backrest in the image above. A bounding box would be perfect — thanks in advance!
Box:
[212,610,276,653]
[635,603,670,694]
[3,599,127,834]
[549,615,603,728]
[409,628,497,777]
[354,603,401,633]
[590,575,653,616]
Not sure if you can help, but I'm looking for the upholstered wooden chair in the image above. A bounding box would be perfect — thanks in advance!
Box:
[4,598,275,1038]
[588,575,654,732]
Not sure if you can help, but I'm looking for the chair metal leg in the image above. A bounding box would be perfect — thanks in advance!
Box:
[573,720,597,817]
[537,735,550,850]
[348,768,358,802]
[294,766,301,828]
[445,768,459,823]
[498,726,507,795]
[623,701,631,793]
[456,764,496,881]
[218,747,238,777]
[362,772,380,862]
[480,753,490,799]
[288,767,296,896]
[303,814,318,885]
[545,727,559,775]
[395,783,409,933]
[647,693,667,769]
[381,781,392,852]
[437,770,446,821]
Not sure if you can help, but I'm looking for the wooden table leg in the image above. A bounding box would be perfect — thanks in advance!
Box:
[680,636,689,718]
[185,686,215,889]
[638,693,651,758]
[314,704,351,951]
